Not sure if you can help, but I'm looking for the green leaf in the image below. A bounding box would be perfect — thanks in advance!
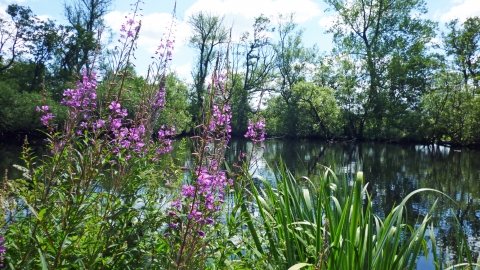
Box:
[38,248,49,270]
[38,208,47,222]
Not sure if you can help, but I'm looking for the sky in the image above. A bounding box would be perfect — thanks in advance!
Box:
[1,0,479,81]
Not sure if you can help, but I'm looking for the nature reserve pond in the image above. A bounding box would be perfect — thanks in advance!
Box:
[1,138,479,269]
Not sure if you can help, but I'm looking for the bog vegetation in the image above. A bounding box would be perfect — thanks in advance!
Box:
[0,0,479,269]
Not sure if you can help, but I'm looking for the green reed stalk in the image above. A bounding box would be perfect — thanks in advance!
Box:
[238,161,479,270]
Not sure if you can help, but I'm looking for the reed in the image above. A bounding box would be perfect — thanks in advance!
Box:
[235,159,479,270]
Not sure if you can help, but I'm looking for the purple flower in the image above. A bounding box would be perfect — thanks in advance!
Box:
[245,118,266,143]
[193,211,203,221]
[197,230,205,237]
[120,140,131,149]
[111,118,122,130]
[40,113,55,126]
[208,104,232,141]
[171,198,182,210]
[154,38,175,64]
[134,142,145,152]
[157,125,175,154]
[95,119,105,129]
[120,108,128,117]
[180,185,196,198]
[58,70,98,132]
[0,230,5,266]
[109,101,121,113]
[152,87,166,110]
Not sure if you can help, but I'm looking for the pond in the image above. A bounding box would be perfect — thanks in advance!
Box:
[227,138,480,269]
[1,137,479,268]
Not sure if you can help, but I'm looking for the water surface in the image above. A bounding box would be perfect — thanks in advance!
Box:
[2,138,479,268]
[226,138,480,268]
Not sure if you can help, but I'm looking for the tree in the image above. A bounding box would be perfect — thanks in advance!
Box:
[443,16,480,91]
[318,55,367,138]
[420,70,479,144]
[274,14,317,104]
[0,4,35,73]
[60,0,113,75]
[292,82,339,138]
[324,0,437,139]
[0,5,63,92]
[188,11,228,122]
[227,14,276,134]
[241,15,276,93]
[26,18,64,92]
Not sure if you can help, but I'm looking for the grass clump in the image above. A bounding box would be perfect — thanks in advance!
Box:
[229,159,480,270]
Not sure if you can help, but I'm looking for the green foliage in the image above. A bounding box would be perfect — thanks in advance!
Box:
[420,70,480,144]
[4,138,178,269]
[0,80,65,132]
[324,0,437,139]
[188,11,228,122]
[262,95,296,136]
[292,82,340,138]
[273,14,317,104]
[96,70,191,134]
[61,0,112,75]
[444,16,480,90]
[234,161,478,269]
[229,74,251,135]
[157,74,192,133]
[263,82,339,138]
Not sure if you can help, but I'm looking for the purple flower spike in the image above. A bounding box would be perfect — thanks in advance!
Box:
[245,118,266,143]
[109,101,121,113]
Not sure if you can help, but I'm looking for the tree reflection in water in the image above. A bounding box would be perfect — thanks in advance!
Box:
[2,138,479,267]
[226,138,480,266]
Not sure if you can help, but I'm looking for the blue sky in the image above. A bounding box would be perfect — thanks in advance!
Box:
[1,0,479,80]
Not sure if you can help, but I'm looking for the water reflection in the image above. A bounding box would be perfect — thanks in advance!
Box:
[226,138,480,267]
[2,138,479,267]
[0,142,46,180]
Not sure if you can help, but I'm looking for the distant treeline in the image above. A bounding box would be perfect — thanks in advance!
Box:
[1,0,479,145]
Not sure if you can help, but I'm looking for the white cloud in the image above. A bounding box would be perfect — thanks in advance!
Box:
[171,62,192,82]
[0,3,9,18]
[318,15,335,29]
[0,3,16,45]
[104,11,191,55]
[183,0,322,41]
[185,0,322,22]
[37,14,52,21]
[427,37,441,46]
[440,0,480,22]
[2,0,28,3]
[0,3,51,23]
